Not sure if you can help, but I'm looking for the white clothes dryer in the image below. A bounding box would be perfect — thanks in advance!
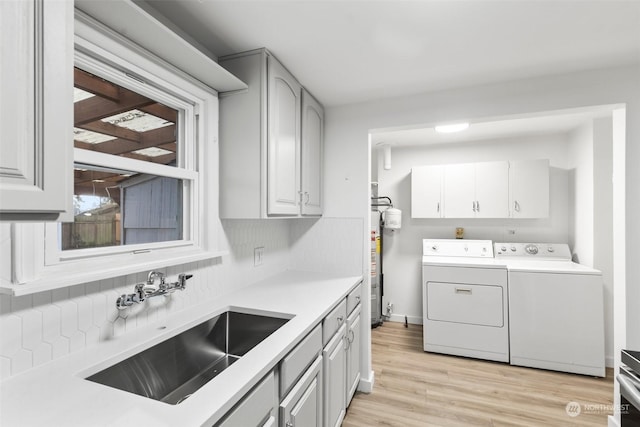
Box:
[495,242,605,377]
[422,239,509,362]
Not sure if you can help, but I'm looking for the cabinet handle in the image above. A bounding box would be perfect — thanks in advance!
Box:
[514,200,520,212]
[476,201,480,212]
[455,287,472,294]
[348,329,355,343]
[355,295,361,303]
[437,202,440,213]
[337,315,344,324]
[305,192,310,205]
[343,335,350,351]
[472,201,477,212]
[285,421,293,427]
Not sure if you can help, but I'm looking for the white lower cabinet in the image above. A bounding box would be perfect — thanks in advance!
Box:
[346,304,361,404]
[280,356,323,427]
[217,371,277,427]
[217,282,362,427]
[323,323,347,427]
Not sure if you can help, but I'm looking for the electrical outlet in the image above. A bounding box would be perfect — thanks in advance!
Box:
[254,247,264,266]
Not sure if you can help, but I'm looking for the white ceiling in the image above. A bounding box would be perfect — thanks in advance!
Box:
[370,106,616,146]
[144,0,640,108]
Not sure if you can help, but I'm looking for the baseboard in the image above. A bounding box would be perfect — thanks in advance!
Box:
[358,370,375,393]
[608,414,620,427]
[606,354,614,368]
[387,314,423,325]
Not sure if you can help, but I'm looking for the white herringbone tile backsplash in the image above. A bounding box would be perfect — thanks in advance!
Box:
[0,218,363,380]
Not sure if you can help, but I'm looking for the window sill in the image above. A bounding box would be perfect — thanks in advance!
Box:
[1,248,228,297]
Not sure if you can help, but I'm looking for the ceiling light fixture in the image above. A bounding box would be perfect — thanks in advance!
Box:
[434,122,470,134]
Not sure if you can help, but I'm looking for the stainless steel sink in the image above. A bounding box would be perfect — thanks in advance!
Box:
[86,310,290,404]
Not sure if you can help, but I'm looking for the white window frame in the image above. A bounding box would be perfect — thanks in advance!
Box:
[5,10,225,296]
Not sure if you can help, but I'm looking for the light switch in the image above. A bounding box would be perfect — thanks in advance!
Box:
[254,247,264,266]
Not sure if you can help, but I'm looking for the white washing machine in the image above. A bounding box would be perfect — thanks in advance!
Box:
[422,239,509,362]
[495,242,605,377]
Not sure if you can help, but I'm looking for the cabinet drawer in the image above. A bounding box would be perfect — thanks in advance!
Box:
[322,299,347,346]
[280,324,322,398]
[217,371,276,427]
[346,282,362,315]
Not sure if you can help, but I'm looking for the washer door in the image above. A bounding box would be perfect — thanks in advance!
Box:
[426,281,504,327]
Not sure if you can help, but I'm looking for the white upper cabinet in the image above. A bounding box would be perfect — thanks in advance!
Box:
[414,160,547,219]
[267,57,302,216]
[473,161,509,218]
[443,161,509,218]
[411,165,443,218]
[219,49,323,218]
[508,159,550,218]
[0,0,73,221]
[301,89,324,216]
[443,163,477,218]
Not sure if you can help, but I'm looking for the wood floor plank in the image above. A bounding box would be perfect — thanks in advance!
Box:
[343,322,613,427]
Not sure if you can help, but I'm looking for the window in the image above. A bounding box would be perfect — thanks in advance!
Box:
[63,67,185,251]
[14,11,226,291]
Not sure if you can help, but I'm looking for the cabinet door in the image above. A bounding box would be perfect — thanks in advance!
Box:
[509,159,549,218]
[346,305,361,405]
[300,89,323,216]
[0,0,73,221]
[280,356,323,427]
[411,165,443,218]
[217,371,277,427]
[322,324,346,427]
[443,163,475,218]
[474,161,509,218]
[267,57,301,216]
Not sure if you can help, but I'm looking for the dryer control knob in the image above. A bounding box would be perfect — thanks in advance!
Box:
[525,244,539,255]
[548,247,555,253]
[510,246,517,252]
[501,246,507,252]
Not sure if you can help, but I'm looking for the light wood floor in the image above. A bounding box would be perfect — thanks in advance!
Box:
[343,322,613,427]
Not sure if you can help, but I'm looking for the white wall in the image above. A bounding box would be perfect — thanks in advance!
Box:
[324,64,640,399]
[593,117,615,374]
[567,122,595,266]
[375,133,572,324]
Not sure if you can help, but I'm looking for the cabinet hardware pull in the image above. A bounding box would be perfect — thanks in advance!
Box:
[514,200,520,212]
[343,335,350,351]
[305,192,310,205]
[455,288,472,294]
[472,201,476,212]
[286,421,294,427]
[476,201,480,212]
[437,202,440,213]
[355,295,361,302]
[337,315,344,323]
[348,329,355,343]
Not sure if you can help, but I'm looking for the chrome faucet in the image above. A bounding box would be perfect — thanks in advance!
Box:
[116,271,193,309]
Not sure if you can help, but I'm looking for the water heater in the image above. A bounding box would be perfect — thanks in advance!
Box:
[383,208,402,230]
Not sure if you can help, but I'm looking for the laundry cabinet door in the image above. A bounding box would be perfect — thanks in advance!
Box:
[411,165,443,218]
[474,161,509,218]
[509,159,549,218]
[443,163,475,218]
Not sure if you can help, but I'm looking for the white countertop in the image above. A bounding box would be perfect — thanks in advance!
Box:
[0,270,363,427]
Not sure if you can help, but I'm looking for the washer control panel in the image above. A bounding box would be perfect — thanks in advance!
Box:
[494,242,571,260]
